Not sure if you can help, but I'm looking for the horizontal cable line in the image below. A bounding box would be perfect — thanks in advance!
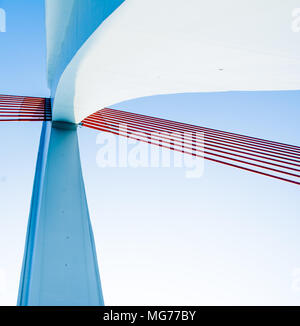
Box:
[0,99,44,103]
[0,112,50,117]
[0,106,46,110]
[0,107,47,111]
[0,97,44,101]
[0,109,50,112]
[100,109,300,157]
[0,100,45,105]
[0,115,51,119]
[88,114,300,167]
[0,109,51,113]
[91,111,300,164]
[102,108,300,154]
[0,104,46,108]
[0,110,50,113]
[0,94,45,100]
[0,115,51,118]
[81,121,299,186]
[84,116,300,172]
[0,103,46,108]
[0,97,45,101]
[0,118,51,122]
[0,107,50,111]
[83,119,300,178]
[0,95,51,122]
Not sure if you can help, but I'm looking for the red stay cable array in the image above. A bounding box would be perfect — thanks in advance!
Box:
[0,94,51,121]
[1,94,298,185]
[81,108,300,185]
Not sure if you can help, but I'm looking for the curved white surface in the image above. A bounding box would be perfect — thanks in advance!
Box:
[46,0,75,90]
[46,0,124,98]
[51,0,300,123]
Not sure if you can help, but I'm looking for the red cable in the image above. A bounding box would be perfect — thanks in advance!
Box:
[81,121,300,186]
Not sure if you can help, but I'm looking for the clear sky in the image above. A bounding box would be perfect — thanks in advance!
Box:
[0,1,299,306]
[0,0,49,97]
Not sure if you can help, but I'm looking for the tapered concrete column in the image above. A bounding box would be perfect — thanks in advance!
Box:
[18,121,103,306]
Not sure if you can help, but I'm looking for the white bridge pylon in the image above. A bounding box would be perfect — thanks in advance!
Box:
[18,121,104,305]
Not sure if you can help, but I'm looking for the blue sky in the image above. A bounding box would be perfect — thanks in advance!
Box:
[0,1,299,305]
[0,0,49,97]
